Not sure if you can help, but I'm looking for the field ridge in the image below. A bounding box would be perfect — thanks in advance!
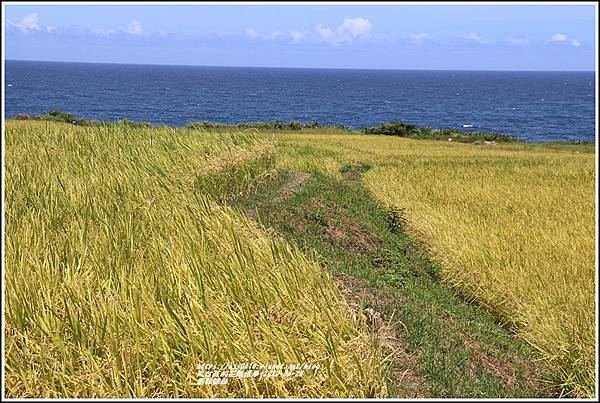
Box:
[237,165,551,397]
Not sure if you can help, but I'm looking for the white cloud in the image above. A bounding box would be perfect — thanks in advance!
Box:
[550,33,581,47]
[91,28,116,36]
[316,17,374,45]
[6,15,149,39]
[409,32,429,44]
[88,20,144,37]
[505,36,526,45]
[466,32,481,41]
[337,17,372,38]
[124,19,144,36]
[245,27,260,39]
[211,30,228,38]
[410,33,429,40]
[8,13,41,33]
[313,24,334,42]
[245,17,375,46]
[290,30,307,44]
[464,32,494,44]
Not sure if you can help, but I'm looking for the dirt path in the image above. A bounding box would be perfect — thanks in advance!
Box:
[237,167,548,398]
[335,273,430,398]
[272,171,310,201]
[243,170,429,396]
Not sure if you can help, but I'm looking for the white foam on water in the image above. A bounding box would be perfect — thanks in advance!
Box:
[462,124,474,128]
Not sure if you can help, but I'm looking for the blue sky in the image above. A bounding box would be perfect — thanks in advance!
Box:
[4,3,597,70]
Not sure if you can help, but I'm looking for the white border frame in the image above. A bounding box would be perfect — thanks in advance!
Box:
[1,1,598,401]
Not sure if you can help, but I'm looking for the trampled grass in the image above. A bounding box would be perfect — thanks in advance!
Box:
[4,121,387,398]
[273,133,596,397]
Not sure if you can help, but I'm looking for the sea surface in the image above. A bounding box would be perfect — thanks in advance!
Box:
[5,60,596,142]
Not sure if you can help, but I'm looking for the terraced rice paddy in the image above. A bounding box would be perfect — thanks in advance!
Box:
[4,121,387,398]
[3,121,596,398]
[274,133,596,397]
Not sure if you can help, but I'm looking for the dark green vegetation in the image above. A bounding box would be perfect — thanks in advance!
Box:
[187,119,352,132]
[236,164,552,398]
[15,110,351,132]
[360,121,522,143]
[15,110,531,142]
[20,109,155,128]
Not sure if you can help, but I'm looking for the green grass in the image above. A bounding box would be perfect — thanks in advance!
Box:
[237,166,551,397]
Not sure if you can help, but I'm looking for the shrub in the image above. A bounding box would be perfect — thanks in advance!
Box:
[188,121,229,130]
[188,119,350,132]
[48,109,77,123]
[361,121,420,137]
[387,207,407,233]
[289,120,302,130]
[361,121,521,142]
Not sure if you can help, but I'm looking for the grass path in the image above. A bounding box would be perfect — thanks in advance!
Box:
[236,165,552,398]
[272,171,311,201]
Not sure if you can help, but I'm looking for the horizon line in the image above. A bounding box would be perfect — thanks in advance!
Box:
[5,58,596,73]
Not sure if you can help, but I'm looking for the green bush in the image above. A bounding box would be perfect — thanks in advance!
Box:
[187,121,229,130]
[361,121,421,136]
[188,119,351,132]
[48,109,77,123]
[361,121,521,143]
[27,110,155,129]
[289,120,302,130]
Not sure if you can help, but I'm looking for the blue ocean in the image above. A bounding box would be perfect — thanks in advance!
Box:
[4,60,596,142]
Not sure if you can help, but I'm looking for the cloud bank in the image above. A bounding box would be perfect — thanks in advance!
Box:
[551,33,580,47]
[245,17,378,46]
[6,12,588,53]
[7,13,146,38]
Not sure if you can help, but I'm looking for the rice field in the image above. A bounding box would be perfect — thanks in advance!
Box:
[4,120,596,397]
[3,121,387,398]
[274,133,596,397]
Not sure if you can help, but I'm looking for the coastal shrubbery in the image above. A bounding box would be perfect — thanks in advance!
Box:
[361,121,421,136]
[20,110,155,128]
[187,119,351,132]
[18,110,354,132]
[17,110,524,142]
[360,121,522,142]
[39,109,77,124]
